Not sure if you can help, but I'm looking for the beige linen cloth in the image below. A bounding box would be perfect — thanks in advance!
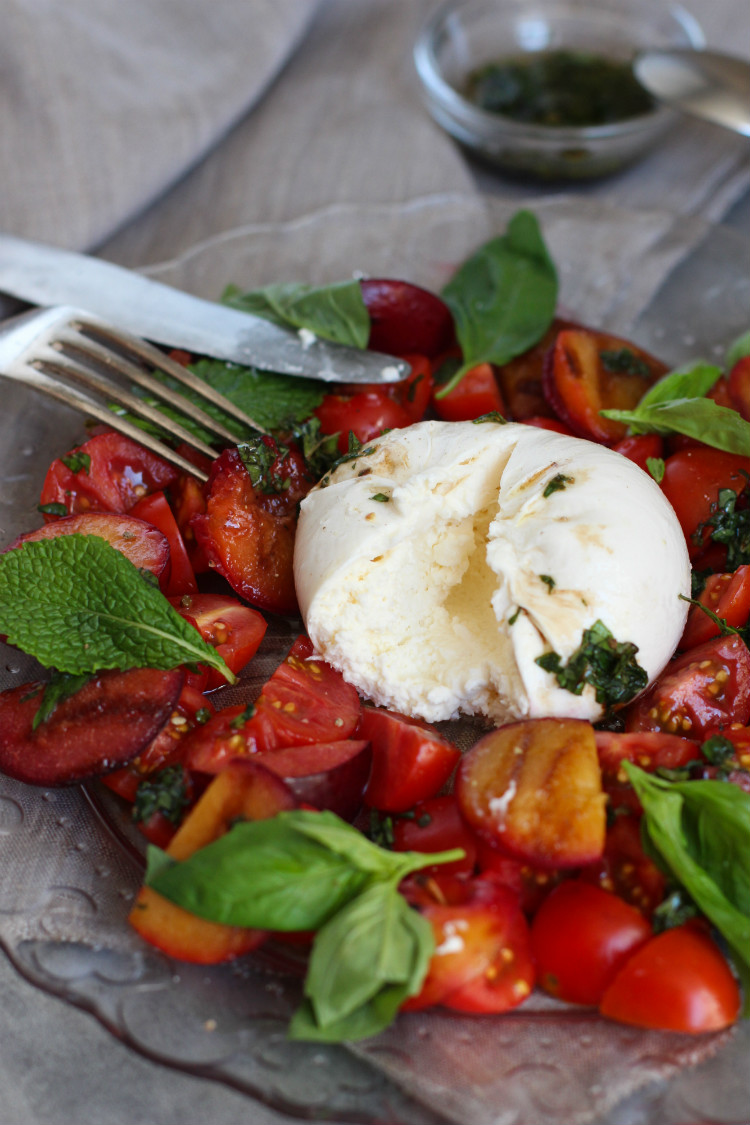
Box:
[0,3,749,1125]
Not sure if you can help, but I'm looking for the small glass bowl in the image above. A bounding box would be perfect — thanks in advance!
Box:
[413,0,704,181]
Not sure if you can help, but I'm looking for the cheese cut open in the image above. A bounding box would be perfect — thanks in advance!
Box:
[293,421,691,724]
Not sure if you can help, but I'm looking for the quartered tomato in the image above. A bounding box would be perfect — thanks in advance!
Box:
[184,636,361,773]
[191,442,313,615]
[595,729,699,813]
[39,431,179,517]
[625,634,750,740]
[359,278,455,357]
[359,706,461,813]
[680,566,750,650]
[542,328,667,444]
[600,923,741,1032]
[391,795,478,876]
[170,593,267,690]
[402,874,535,1014]
[314,390,412,453]
[530,881,651,1006]
[130,489,198,597]
[660,447,750,559]
[581,813,667,918]
[432,361,505,422]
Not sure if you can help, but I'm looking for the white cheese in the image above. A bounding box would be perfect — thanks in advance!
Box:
[293,420,691,725]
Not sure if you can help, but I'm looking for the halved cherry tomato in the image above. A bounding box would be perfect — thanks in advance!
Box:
[359,706,461,813]
[581,813,667,918]
[170,593,267,690]
[599,923,741,1032]
[530,881,652,1005]
[314,390,412,453]
[660,447,750,559]
[432,361,505,422]
[612,433,664,474]
[595,729,699,813]
[625,634,750,740]
[728,355,750,420]
[402,874,535,1014]
[474,841,565,914]
[39,431,178,516]
[391,795,478,876]
[184,636,361,773]
[680,566,750,650]
[389,353,434,423]
[542,328,667,444]
[192,443,312,615]
[359,278,455,358]
[130,490,198,596]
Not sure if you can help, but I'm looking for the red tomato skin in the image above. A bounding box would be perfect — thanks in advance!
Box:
[600,924,741,1032]
[680,566,750,650]
[660,447,750,559]
[728,355,750,420]
[359,278,455,358]
[432,362,505,422]
[130,490,198,597]
[625,634,750,740]
[581,813,666,918]
[595,729,700,813]
[358,707,461,813]
[521,415,576,436]
[39,431,178,517]
[530,881,652,1006]
[612,433,664,473]
[314,391,412,453]
[170,593,267,690]
[391,795,478,876]
[337,355,434,425]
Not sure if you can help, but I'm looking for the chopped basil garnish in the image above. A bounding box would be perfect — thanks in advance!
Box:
[535,619,647,707]
[599,348,651,377]
[60,451,92,475]
[133,764,191,827]
[237,436,291,494]
[543,472,573,498]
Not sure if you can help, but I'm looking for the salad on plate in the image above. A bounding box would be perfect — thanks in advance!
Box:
[0,210,748,1048]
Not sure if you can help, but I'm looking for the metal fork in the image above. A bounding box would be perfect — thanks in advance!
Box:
[0,306,268,483]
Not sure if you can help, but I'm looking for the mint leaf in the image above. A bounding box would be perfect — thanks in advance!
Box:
[439,210,557,396]
[602,396,750,455]
[222,279,369,349]
[0,535,234,682]
[625,764,750,1013]
[32,670,92,729]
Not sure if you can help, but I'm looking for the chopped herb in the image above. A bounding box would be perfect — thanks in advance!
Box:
[691,568,712,599]
[543,472,574,498]
[37,502,69,517]
[31,670,93,730]
[288,416,341,479]
[370,493,390,503]
[230,703,256,729]
[539,574,556,593]
[472,411,507,424]
[333,433,376,468]
[599,348,651,377]
[60,451,92,475]
[679,593,748,644]
[646,456,665,483]
[701,734,737,767]
[195,707,212,725]
[508,607,521,625]
[651,886,699,933]
[368,809,395,849]
[535,619,648,707]
[237,436,291,495]
[406,374,424,404]
[695,484,750,570]
[133,764,191,826]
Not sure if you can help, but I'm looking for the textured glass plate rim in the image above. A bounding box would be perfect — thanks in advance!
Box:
[0,194,748,1125]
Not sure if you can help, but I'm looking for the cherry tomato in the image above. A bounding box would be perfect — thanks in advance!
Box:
[681,566,750,650]
[595,729,699,813]
[314,390,412,453]
[391,795,478,876]
[170,593,267,690]
[129,490,198,597]
[581,813,667,918]
[599,923,741,1032]
[359,278,455,358]
[660,447,750,559]
[39,431,178,517]
[402,875,535,1014]
[184,636,361,773]
[192,443,312,615]
[432,361,505,422]
[336,354,434,425]
[612,433,664,473]
[530,881,652,1006]
[358,706,461,813]
[728,355,750,420]
[474,841,565,914]
[542,328,667,444]
[625,634,750,740]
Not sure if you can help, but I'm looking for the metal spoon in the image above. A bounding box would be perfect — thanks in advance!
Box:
[634,49,750,137]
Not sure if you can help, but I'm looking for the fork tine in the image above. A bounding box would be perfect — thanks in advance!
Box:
[6,362,209,482]
[74,317,268,436]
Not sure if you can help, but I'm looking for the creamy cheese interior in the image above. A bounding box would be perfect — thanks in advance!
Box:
[293,420,691,724]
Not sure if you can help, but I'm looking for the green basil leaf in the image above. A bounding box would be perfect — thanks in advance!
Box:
[726,329,750,368]
[439,210,557,396]
[146,817,370,931]
[295,881,433,1038]
[601,396,750,455]
[625,764,750,1012]
[636,362,722,407]
[0,535,234,682]
[222,279,369,349]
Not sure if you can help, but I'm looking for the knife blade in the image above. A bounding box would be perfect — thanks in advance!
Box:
[0,234,410,384]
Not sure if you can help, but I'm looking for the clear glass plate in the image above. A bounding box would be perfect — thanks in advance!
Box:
[0,195,748,1125]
